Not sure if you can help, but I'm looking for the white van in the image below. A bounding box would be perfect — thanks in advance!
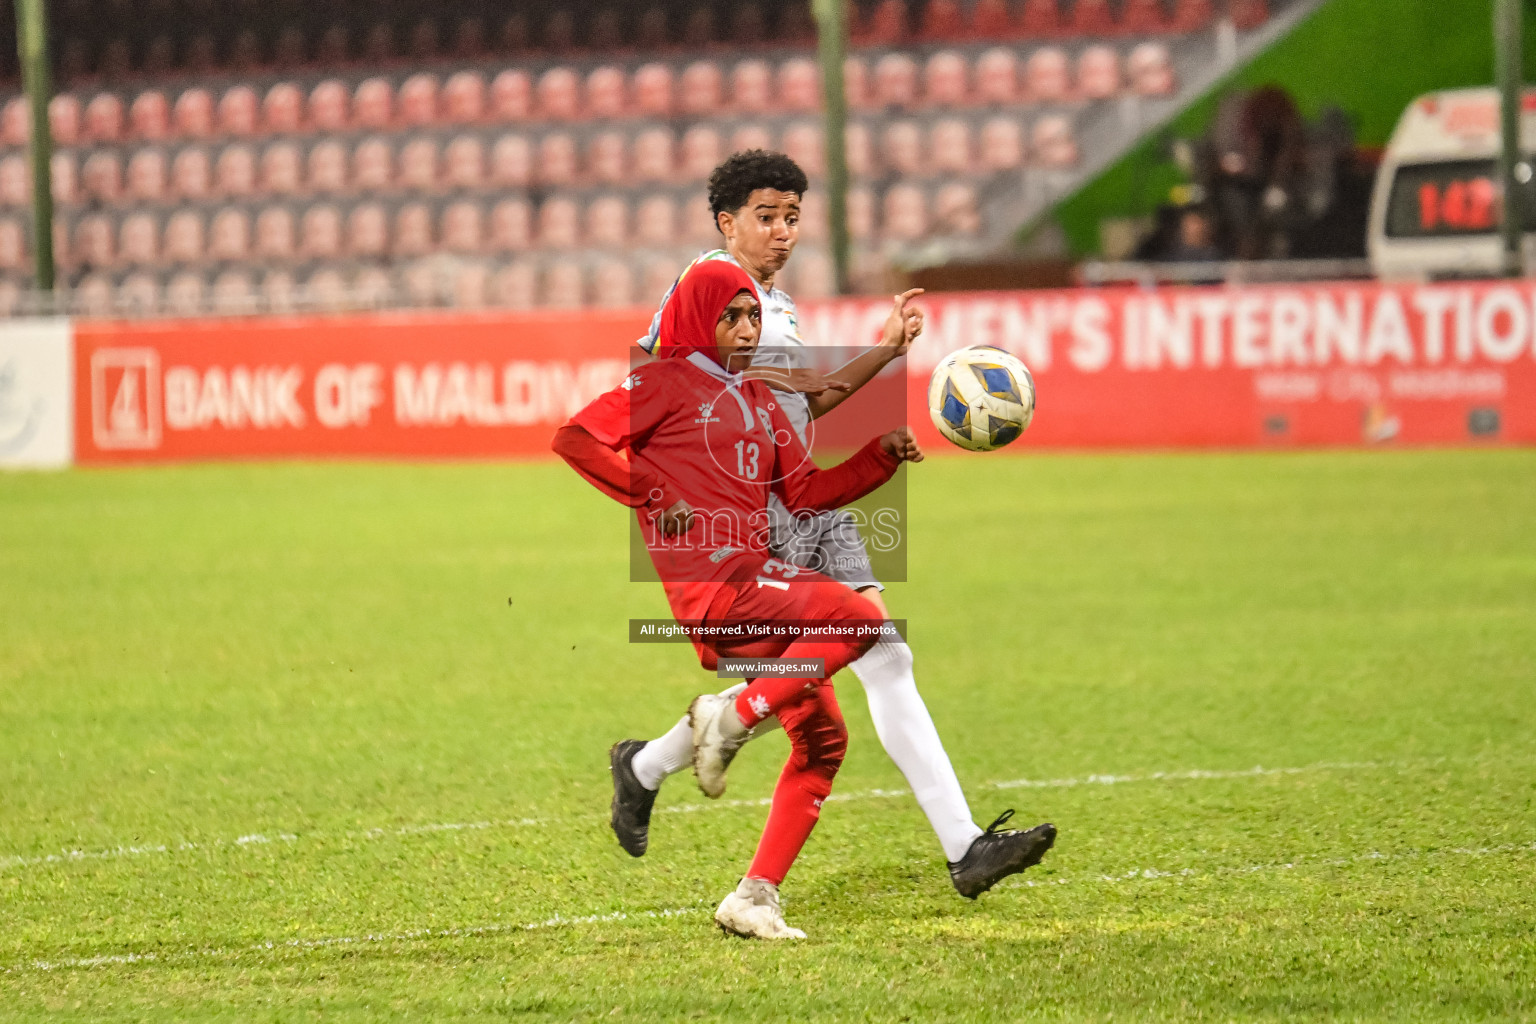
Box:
[1368,87,1536,280]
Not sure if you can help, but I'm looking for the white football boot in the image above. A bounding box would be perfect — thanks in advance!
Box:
[689,692,749,799]
[714,878,807,940]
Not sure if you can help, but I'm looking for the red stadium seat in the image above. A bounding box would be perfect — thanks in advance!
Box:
[399,74,439,127]
[585,195,629,249]
[499,12,533,52]
[453,16,488,58]
[633,64,674,119]
[352,137,394,192]
[796,190,826,242]
[492,262,538,309]
[308,140,348,194]
[164,271,206,317]
[1,98,29,147]
[590,5,625,49]
[116,211,158,267]
[681,4,716,47]
[346,203,389,259]
[230,29,264,71]
[143,35,174,75]
[208,207,251,262]
[81,151,121,204]
[211,270,257,314]
[441,200,484,254]
[215,145,257,198]
[975,48,1019,105]
[846,186,874,240]
[353,79,393,131]
[162,209,203,263]
[1123,0,1170,33]
[398,137,439,192]
[678,125,724,180]
[126,147,168,203]
[84,93,124,143]
[407,18,441,60]
[1071,0,1120,36]
[682,195,717,244]
[924,50,969,107]
[778,58,821,113]
[491,70,532,121]
[171,148,211,201]
[969,0,1014,39]
[930,118,974,174]
[780,122,822,177]
[979,116,1026,170]
[881,120,924,176]
[316,24,349,65]
[116,272,160,315]
[536,132,579,187]
[543,260,585,309]
[588,131,629,186]
[361,23,395,63]
[632,128,674,183]
[443,72,486,124]
[0,155,28,207]
[49,94,81,146]
[586,67,626,120]
[273,25,307,68]
[100,39,131,78]
[490,134,533,188]
[299,204,343,260]
[444,135,486,190]
[730,124,773,158]
[305,267,347,311]
[778,0,817,42]
[174,88,214,139]
[452,262,491,310]
[872,53,918,109]
[1025,47,1073,103]
[309,81,350,134]
[934,181,981,235]
[537,67,581,122]
[261,142,303,196]
[0,217,26,271]
[218,87,259,137]
[261,270,297,313]
[728,3,767,46]
[883,183,928,241]
[732,60,774,114]
[635,194,677,247]
[50,152,78,206]
[544,9,578,50]
[1032,114,1079,167]
[73,272,115,316]
[263,83,304,135]
[50,218,70,270]
[680,61,724,117]
[1127,42,1177,96]
[786,249,833,299]
[591,259,635,309]
[918,0,965,40]
[1077,45,1122,100]
[490,198,533,251]
[640,256,679,303]
[1231,0,1269,31]
[1019,0,1063,37]
[845,122,873,177]
[538,197,581,249]
[1169,0,1214,33]
[354,266,393,308]
[128,90,168,141]
[634,6,668,48]
[856,0,906,45]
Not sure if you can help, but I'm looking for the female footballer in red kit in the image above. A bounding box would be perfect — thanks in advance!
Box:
[553,260,920,938]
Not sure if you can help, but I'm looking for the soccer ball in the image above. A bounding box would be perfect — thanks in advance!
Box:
[927,346,1036,452]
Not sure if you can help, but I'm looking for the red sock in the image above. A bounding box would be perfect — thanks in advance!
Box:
[745,685,847,885]
[734,676,814,728]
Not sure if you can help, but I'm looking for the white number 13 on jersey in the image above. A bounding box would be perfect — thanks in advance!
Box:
[734,440,760,480]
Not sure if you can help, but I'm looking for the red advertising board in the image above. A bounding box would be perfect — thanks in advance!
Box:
[74,280,1536,464]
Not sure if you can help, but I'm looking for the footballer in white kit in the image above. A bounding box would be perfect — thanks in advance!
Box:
[607,150,1054,915]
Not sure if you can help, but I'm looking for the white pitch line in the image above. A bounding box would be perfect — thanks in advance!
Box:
[6,840,1532,976]
[0,757,1408,876]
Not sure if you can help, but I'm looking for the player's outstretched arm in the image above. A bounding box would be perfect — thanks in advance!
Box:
[803,288,926,420]
[550,424,695,536]
[773,423,923,515]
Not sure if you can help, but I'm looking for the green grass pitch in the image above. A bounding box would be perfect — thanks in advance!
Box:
[1,450,1533,1022]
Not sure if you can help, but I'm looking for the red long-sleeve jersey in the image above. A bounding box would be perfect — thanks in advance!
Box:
[553,354,900,623]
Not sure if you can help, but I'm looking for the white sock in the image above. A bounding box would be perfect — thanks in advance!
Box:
[850,638,984,863]
[629,683,780,791]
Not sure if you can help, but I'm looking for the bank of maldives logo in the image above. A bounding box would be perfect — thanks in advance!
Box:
[92,348,162,450]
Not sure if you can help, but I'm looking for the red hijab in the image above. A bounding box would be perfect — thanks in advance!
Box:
[654,259,758,368]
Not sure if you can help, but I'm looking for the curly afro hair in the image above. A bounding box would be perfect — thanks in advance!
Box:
[707,150,810,227]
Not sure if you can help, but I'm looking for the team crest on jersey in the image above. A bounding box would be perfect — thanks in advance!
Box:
[620,373,643,390]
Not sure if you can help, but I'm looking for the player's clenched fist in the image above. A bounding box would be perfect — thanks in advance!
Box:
[879,427,925,463]
[656,499,696,536]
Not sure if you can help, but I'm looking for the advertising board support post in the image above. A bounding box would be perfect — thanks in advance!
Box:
[1495,0,1525,278]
